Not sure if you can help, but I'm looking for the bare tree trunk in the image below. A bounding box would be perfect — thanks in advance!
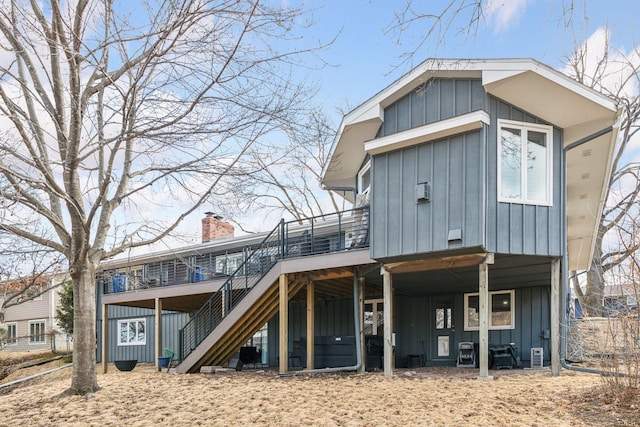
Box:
[71,261,98,394]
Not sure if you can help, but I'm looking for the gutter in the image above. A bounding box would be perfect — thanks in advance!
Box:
[281,269,363,376]
[560,125,623,376]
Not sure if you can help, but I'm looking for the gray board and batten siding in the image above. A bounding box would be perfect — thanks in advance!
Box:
[394,285,551,367]
[96,291,189,363]
[263,287,551,368]
[371,77,564,261]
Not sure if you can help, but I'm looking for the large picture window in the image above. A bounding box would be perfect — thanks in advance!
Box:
[498,120,553,205]
[29,320,46,344]
[118,318,146,346]
[464,290,515,330]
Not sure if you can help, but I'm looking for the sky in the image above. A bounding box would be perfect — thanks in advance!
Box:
[308,0,640,117]
[223,0,640,236]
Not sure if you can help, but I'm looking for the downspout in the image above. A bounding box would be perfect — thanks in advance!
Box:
[284,268,363,376]
[560,125,624,375]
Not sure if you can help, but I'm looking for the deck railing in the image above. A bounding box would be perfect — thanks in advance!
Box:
[178,206,369,361]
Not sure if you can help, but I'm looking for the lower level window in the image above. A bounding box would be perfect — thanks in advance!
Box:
[118,318,146,345]
[29,320,46,344]
[464,290,515,330]
[6,323,17,345]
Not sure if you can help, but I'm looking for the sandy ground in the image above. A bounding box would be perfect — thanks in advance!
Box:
[0,361,638,427]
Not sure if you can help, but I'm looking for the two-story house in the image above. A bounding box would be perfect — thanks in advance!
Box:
[1,273,70,352]
[98,58,619,378]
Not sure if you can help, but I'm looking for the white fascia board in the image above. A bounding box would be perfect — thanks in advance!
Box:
[345,102,383,126]
[365,111,490,155]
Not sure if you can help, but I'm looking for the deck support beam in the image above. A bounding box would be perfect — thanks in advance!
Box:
[551,258,561,376]
[382,266,394,376]
[478,254,494,380]
[306,279,314,370]
[155,297,163,371]
[101,304,108,374]
[279,274,289,374]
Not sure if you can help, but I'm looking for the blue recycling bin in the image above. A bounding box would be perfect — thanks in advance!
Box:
[192,266,205,282]
[158,356,171,369]
[112,274,127,292]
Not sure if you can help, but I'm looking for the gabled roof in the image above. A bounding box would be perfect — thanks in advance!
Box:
[322,58,620,271]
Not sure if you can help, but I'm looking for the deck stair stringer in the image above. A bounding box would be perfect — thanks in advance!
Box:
[176,264,307,373]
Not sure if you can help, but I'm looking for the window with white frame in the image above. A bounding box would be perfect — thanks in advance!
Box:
[498,120,553,205]
[6,322,17,346]
[118,318,146,346]
[464,290,515,330]
[357,159,371,195]
[29,320,46,344]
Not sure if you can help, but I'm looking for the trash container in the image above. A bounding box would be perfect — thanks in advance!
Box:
[158,357,171,369]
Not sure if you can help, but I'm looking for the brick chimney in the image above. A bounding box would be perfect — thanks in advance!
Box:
[201,212,234,243]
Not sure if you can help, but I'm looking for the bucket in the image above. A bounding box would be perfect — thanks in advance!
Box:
[112,274,128,292]
[158,357,171,368]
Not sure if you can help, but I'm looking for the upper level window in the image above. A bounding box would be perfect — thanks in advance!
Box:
[357,160,371,195]
[498,120,553,205]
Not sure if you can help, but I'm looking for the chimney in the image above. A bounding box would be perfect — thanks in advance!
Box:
[201,212,235,243]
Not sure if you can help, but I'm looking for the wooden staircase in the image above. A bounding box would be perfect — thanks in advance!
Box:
[175,267,307,373]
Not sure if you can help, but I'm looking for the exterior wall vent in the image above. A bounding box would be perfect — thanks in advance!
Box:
[531,347,544,368]
[416,182,430,202]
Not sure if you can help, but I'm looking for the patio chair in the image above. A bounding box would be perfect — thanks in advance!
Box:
[456,342,475,368]
[239,346,261,369]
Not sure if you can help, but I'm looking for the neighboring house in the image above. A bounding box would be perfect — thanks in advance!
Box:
[572,283,639,318]
[98,58,619,378]
[603,284,638,315]
[1,273,70,352]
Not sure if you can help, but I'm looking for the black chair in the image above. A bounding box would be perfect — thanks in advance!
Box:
[239,346,261,368]
[289,339,305,368]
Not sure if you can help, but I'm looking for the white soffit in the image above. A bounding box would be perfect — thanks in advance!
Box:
[321,117,382,190]
[483,70,616,129]
[565,128,618,271]
[365,111,490,155]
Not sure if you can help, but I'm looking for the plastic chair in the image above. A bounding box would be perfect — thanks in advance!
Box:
[163,348,178,371]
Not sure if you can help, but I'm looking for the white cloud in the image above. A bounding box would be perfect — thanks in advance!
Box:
[484,0,529,33]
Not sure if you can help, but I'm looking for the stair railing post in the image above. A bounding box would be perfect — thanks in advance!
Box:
[279,218,285,259]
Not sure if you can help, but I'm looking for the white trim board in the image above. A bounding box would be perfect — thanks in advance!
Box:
[365,111,490,155]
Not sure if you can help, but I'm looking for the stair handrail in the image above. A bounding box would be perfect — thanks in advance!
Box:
[178,206,369,362]
[179,220,282,361]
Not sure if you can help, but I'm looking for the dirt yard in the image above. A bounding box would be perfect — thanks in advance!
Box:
[0,357,638,426]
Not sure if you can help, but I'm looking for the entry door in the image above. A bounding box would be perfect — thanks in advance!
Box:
[432,297,454,359]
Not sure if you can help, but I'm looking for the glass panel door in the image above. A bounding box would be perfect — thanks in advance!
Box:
[432,297,454,359]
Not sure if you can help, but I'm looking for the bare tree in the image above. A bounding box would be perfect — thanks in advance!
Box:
[0,235,68,324]
[566,30,640,316]
[385,1,578,70]
[0,0,325,394]
[227,110,347,228]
